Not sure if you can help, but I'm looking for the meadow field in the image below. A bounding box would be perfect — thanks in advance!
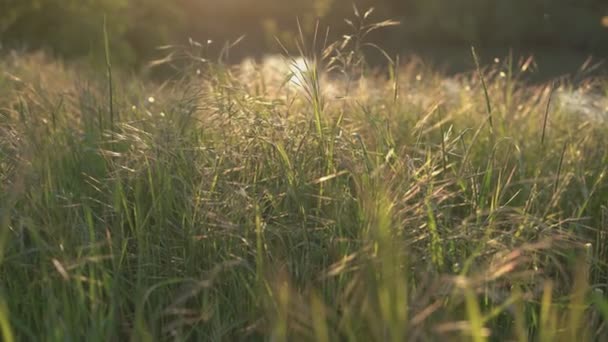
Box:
[1,14,608,341]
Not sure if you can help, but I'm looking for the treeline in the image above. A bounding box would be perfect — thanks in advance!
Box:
[1,0,607,67]
[0,0,187,66]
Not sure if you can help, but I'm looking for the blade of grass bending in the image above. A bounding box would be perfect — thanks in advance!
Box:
[464,286,488,342]
[539,281,555,342]
[393,55,400,105]
[439,107,448,174]
[471,46,493,133]
[311,294,330,342]
[553,141,567,196]
[103,15,114,134]
[0,295,14,342]
[541,82,555,146]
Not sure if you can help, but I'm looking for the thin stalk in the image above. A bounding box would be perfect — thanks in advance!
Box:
[541,82,555,146]
[103,15,114,135]
[471,46,494,134]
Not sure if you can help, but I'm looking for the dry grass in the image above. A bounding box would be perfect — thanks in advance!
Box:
[1,16,608,340]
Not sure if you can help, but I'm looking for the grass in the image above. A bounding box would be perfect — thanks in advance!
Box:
[1,19,608,340]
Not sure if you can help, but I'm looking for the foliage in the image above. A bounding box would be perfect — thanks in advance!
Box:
[396,0,608,48]
[1,13,608,339]
[1,1,607,68]
[0,0,184,67]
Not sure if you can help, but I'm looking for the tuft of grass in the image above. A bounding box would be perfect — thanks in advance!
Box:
[1,10,608,341]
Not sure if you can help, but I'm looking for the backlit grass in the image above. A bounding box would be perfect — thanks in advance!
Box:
[1,28,608,340]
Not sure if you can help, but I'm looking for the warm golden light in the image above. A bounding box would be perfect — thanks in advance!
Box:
[602,16,608,28]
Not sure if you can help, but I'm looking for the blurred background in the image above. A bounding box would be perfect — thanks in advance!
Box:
[1,0,607,77]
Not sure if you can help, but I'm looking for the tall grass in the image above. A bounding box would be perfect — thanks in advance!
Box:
[1,12,608,341]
